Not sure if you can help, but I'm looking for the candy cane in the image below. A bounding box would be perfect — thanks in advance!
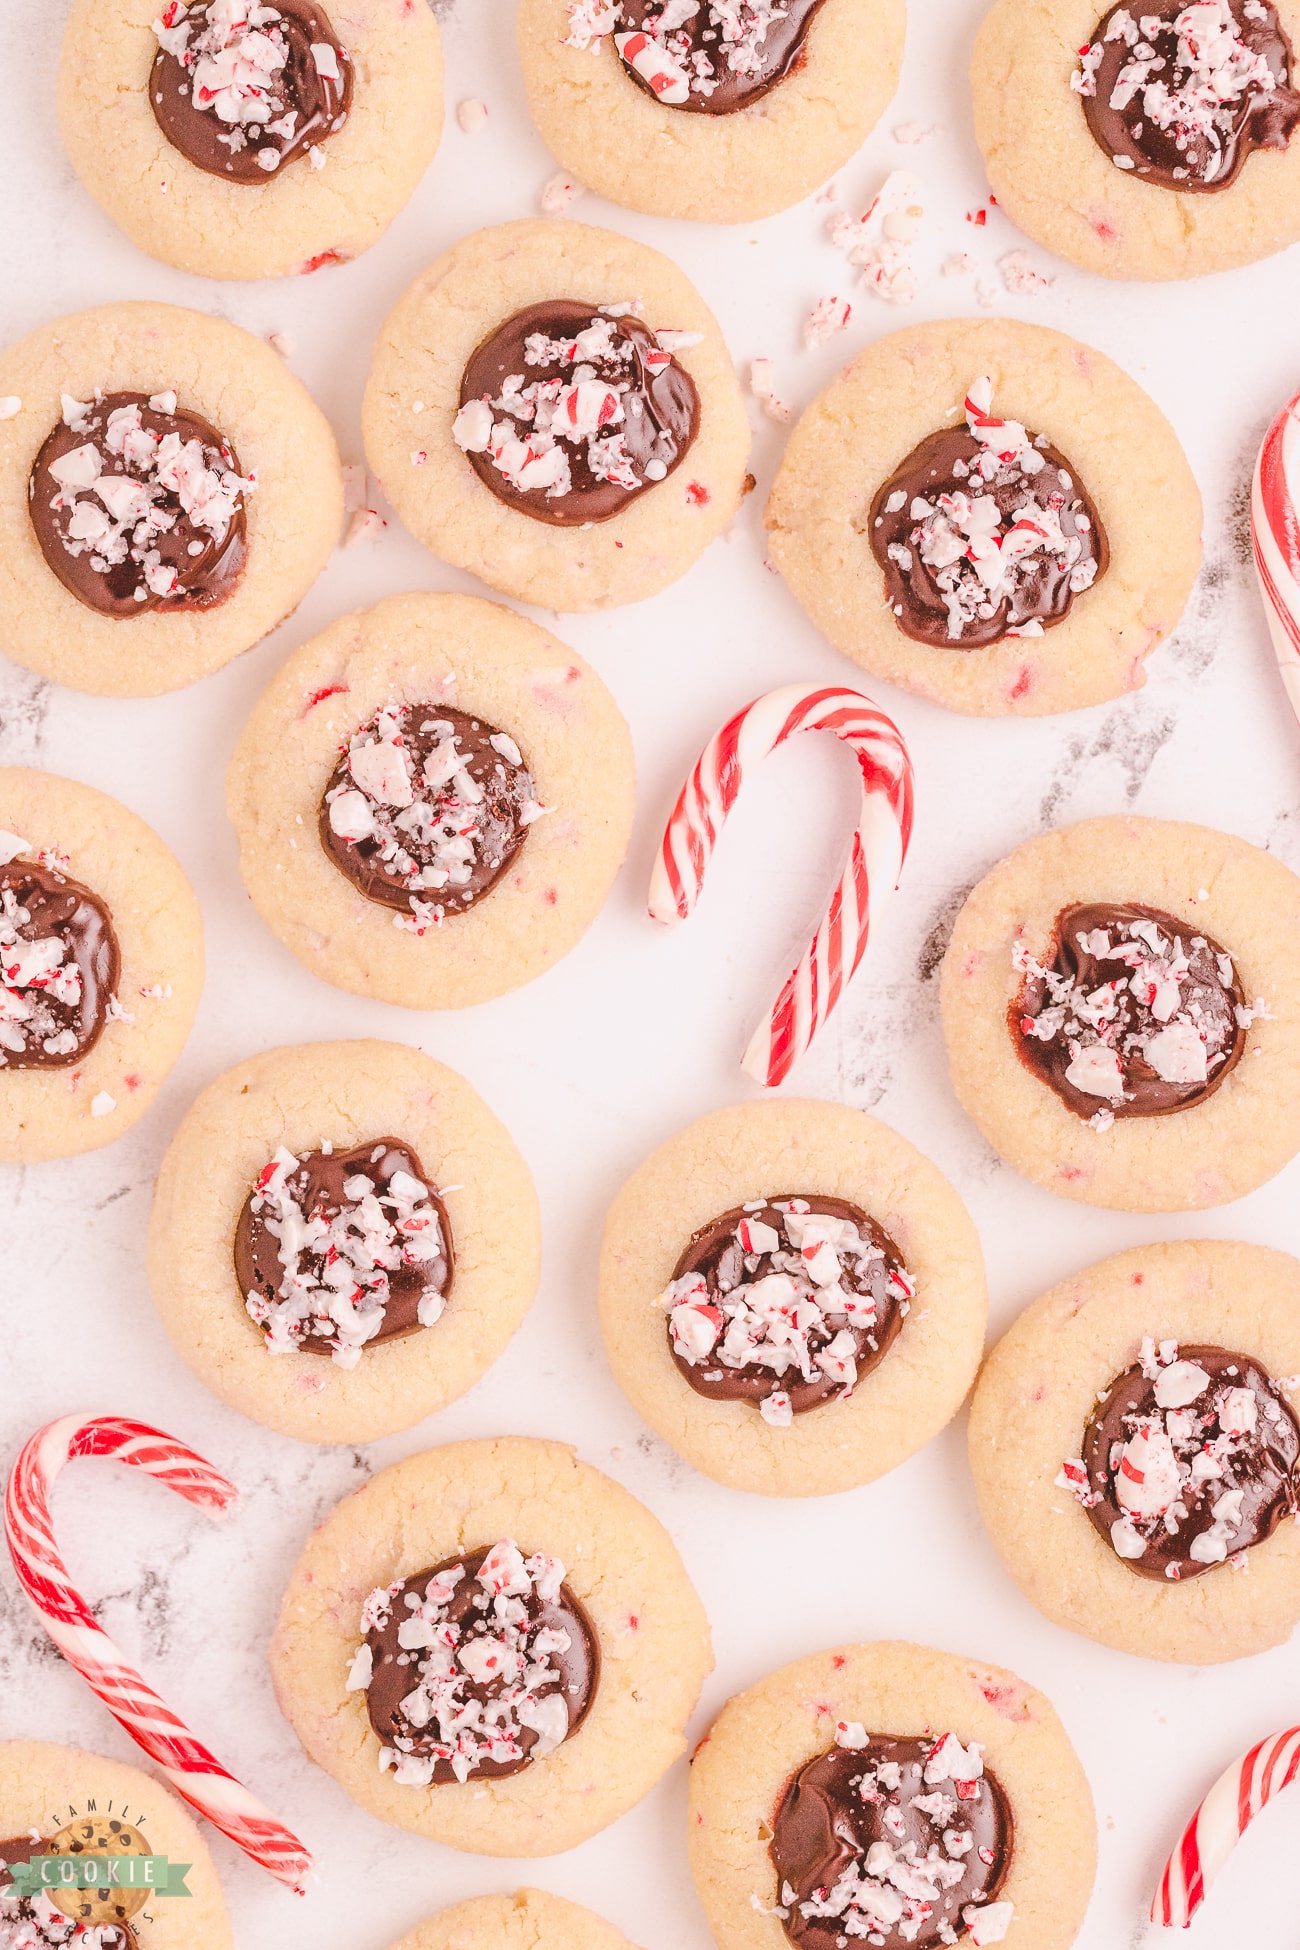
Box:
[1251,388,1300,735]
[614,30,691,102]
[649,684,915,1087]
[1151,1725,1300,1927]
[4,1414,312,1893]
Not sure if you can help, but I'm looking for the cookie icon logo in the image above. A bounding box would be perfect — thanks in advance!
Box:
[47,1815,149,1927]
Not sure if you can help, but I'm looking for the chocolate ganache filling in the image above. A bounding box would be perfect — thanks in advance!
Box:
[234,1139,453,1365]
[349,1539,599,1786]
[320,702,545,933]
[1012,902,1253,1124]
[30,391,249,619]
[0,1836,137,1950]
[1059,1340,1300,1580]
[454,299,700,526]
[150,0,354,184]
[606,0,828,113]
[770,1728,1013,1950]
[0,858,120,1070]
[869,378,1107,649]
[1074,0,1300,191]
[658,1197,914,1428]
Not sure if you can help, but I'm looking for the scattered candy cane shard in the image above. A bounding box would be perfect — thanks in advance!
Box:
[649,685,914,1088]
[4,1415,313,1893]
[1152,1725,1300,1927]
[1251,391,1300,736]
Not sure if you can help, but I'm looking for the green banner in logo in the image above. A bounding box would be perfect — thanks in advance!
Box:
[7,1856,191,1898]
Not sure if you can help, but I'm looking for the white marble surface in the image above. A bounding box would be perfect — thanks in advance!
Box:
[3,2,1300,1947]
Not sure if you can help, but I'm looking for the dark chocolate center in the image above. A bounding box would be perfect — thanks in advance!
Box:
[612,0,827,114]
[457,299,699,527]
[1012,902,1246,1121]
[319,702,540,926]
[150,0,354,184]
[663,1196,912,1420]
[1077,0,1300,191]
[869,426,1108,649]
[361,1543,600,1785]
[29,390,248,619]
[0,859,120,1070]
[234,1138,453,1362]
[1072,1342,1300,1580]
[770,1733,1012,1950]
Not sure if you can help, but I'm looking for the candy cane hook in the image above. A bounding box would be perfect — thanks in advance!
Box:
[1151,1724,1300,1928]
[649,683,915,1087]
[1252,390,1300,737]
[5,1414,313,1893]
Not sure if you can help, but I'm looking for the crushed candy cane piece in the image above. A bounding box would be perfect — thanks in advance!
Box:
[999,249,1053,295]
[540,171,585,215]
[804,296,852,348]
[749,358,791,423]
[456,97,489,133]
[830,170,924,306]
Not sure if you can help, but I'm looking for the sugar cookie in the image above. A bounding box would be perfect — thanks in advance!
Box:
[517,0,904,223]
[270,1436,713,1854]
[363,220,750,612]
[58,0,443,281]
[148,1039,541,1444]
[226,591,635,1009]
[688,1642,1095,1950]
[0,302,342,697]
[970,1240,1300,1664]
[939,815,1300,1208]
[972,0,1300,279]
[0,769,202,1164]
[0,1740,231,1949]
[765,317,1201,717]
[599,1100,987,1496]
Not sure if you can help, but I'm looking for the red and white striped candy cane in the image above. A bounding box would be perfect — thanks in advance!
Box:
[5,1414,312,1893]
[1152,1724,1300,1927]
[649,683,915,1088]
[1252,389,1300,735]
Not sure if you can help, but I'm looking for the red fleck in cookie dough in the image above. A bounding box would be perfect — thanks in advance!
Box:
[599,1100,987,1497]
[517,0,904,222]
[362,220,750,612]
[0,302,342,697]
[970,1240,1300,1663]
[148,1039,540,1444]
[939,816,1300,1211]
[269,1436,713,1855]
[688,1643,1095,1950]
[0,769,202,1165]
[225,591,635,1009]
[972,0,1300,277]
[0,1740,232,1949]
[382,1890,647,1950]
[57,0,443,281]
[765,318,1201,718]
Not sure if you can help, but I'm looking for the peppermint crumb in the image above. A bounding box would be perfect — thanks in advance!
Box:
[540,171,584,215]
